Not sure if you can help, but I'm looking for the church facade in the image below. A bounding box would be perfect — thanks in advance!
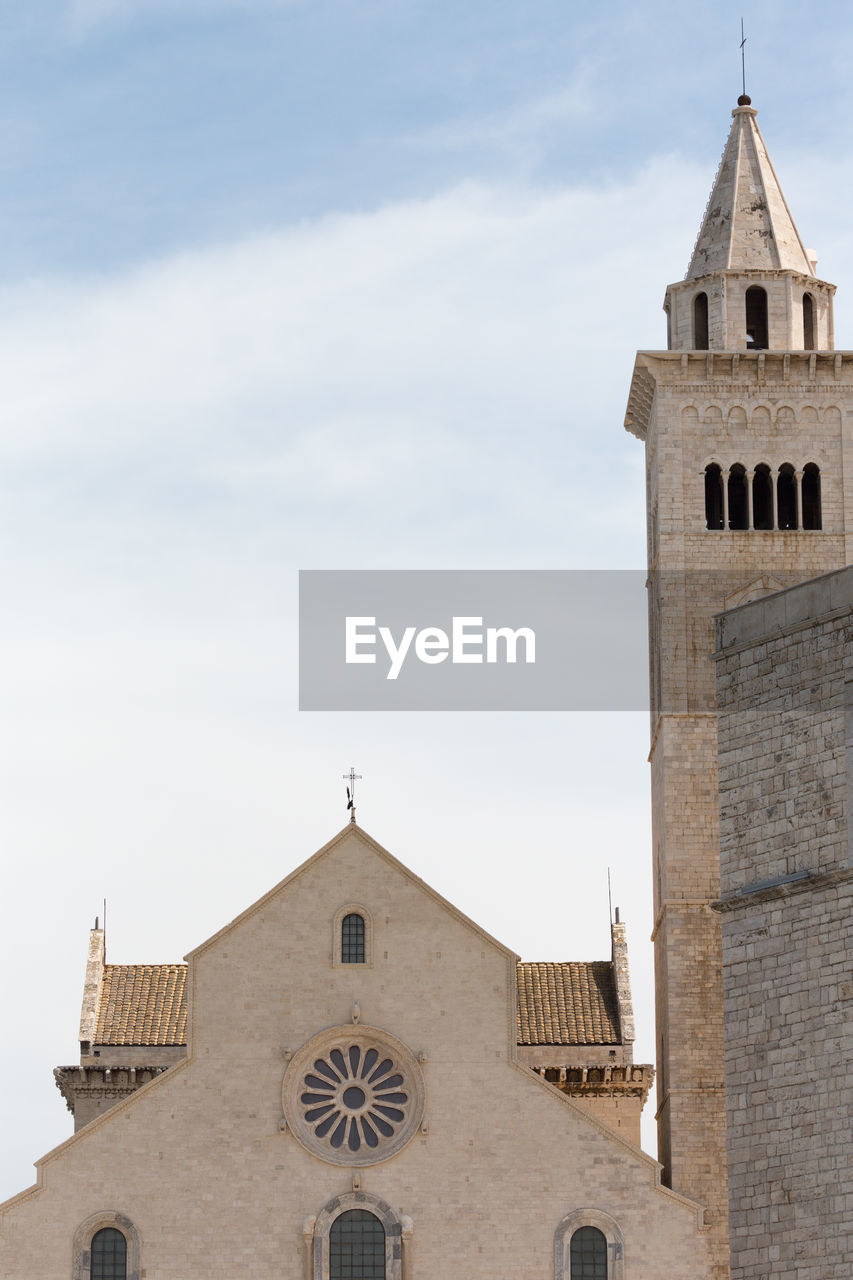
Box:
[0,95,851,1279]
[0,824,709,1279]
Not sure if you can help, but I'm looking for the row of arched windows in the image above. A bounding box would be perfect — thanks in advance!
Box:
[692,286,817,350]
[704,462,822,531]
[76,1207,618,1278]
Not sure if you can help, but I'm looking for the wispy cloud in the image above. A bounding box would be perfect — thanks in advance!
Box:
[403,72,599,170]
[0,159,752,1196]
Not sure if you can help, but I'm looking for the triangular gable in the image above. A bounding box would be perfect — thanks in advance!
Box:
[185,822,519,964]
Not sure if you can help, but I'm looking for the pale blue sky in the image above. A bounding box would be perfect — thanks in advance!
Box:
[2,0,853,1200]
[2,1,852,275]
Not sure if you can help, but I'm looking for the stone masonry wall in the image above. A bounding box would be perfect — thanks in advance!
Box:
[714,566,853,1280]
[635,349,853,1280]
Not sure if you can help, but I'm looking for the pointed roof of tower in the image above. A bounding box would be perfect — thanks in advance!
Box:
[687,98,814,280]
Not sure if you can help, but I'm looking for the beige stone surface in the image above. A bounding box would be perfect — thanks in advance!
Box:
[713,567,853,1280]
[0,826,710,1279]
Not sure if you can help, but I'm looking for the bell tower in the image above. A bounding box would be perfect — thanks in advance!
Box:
[625,96,853,1280]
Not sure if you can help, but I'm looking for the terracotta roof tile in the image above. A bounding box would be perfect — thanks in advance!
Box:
[516,961,620,1045]
[95,965,187,1046]
[92,959,620,1049]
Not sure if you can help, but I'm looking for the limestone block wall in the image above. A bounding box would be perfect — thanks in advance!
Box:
[564,1089,647,1146]
[713,567,853,1280]
[0,827,713,1280]
[627,347,853,1280]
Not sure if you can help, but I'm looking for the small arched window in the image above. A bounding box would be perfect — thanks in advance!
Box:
[570,1226,608,1279]
[777,464,798,530]
[745,286,768,349]
[752,465,773,530]
[330,1210,386,1280]
[705,464,724,530]
[727,464,748,530]
[803,293,815,350]
[91,1228,127,1280]
[693,292,709,349]
[341,912,366,964]
[555,1210,623,1280]
[802,463,822,530]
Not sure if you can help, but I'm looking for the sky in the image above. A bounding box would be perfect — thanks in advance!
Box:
[2,0,853,1200]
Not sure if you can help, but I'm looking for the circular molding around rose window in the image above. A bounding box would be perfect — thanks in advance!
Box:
[282,1025,425,1166]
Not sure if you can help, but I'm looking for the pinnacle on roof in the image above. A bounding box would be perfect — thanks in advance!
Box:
[687,98,814,280]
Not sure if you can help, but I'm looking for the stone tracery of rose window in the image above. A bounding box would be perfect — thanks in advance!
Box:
[283,1027,425,1167]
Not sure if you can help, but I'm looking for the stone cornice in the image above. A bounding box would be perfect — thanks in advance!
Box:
[53,1064,170,1115]
[712,865,853,913]
[531,1062,655,1103]
[626,349,853,440]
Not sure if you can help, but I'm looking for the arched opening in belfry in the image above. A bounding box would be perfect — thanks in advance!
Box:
[802,463,822,529]
[803,293,815,350]
[752,465,773,530]
[704,464,724,530]
[727,464,748,529]
[777,464,798,529]
[693,292,709,349]
[745,286,768,349]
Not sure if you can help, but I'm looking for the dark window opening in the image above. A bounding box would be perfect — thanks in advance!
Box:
[91,1228,127,1280]
[803,293,815,350]
[777,464,798,530]
[570,1226,608,1280]
[802,463,822,530]
[752,465,773,530]
[745,286,768,349]
[341,913,366,964]
[728,464,748,530]
[693,292,709,349]
[705,464,724,530]
[330,1210,386,1280]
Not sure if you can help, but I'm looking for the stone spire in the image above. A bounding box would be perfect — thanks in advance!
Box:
[687,97,814,279]
[663,98,835,352]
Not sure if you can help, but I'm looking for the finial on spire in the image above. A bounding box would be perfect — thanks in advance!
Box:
[738,19,751,106]
[343,766,362,824]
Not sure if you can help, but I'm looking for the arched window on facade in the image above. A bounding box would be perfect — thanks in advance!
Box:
[555,1210,623,1280]
[727,464,748,530]
[341,912,366,964]
[330,1210,386,1280]
[803,293,815,350]
[73,1214,139,1280]
[570,1226,608,1279]
[745,286,768,349]
[752,464,773,530]
[91,1228,127,1280]
[705,464,724,530]
[693,292,709,349]
[777,464,798,530]
[802,463,822,530]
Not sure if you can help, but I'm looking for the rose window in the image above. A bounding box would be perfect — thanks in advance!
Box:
[301,1044,407,1153]
[283,1026,425,1166]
